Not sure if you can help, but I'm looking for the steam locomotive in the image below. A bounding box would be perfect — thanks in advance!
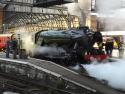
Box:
[32,27,107,64]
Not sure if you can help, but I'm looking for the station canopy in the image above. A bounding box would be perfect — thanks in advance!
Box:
[0,0,79,32]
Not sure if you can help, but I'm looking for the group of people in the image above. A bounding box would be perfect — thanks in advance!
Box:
[85,28,114,57]
[6,35,18,59]
[86,29,104,55]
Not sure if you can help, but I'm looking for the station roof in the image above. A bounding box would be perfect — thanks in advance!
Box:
[0,0,78,32]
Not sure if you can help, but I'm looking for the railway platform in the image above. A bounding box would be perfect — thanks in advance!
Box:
[0,52,124,94]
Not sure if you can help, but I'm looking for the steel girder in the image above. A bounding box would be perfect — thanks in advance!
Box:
[33,0,73,7]
[0,0,33,7]
[3,0,68,24]
[4,12,78,31]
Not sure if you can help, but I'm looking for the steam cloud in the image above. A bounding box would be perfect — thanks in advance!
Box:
[32,45,66,57]
[14,28,66,57]
[21,33,35,53]
[14,28,35,54]
[67,0,91,26]
[83,59,125,91]
[96,0,125,30]
[96,0,121,13]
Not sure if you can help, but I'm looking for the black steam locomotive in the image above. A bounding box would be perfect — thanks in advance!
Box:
[32,27,104,65]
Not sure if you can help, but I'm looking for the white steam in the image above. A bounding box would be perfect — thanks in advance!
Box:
[14,28,66,56]
[83,59,125,91]
[106,8,125,30]
[72,64,80,70]
[67,0,91,26]
[21,33,35,53]
[96,0,125,30]
[32,45,66,57]
[14,27,35,54]
[96,0,121,13]
[67,3,85,26]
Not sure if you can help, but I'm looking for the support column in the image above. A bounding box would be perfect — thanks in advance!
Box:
[0,7,3,33]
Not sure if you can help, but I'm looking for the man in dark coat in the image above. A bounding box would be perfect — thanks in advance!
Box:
[108,40,114,56]
[6,37,11,58]
[93,30,103,43]
[105,39,113,56]
[11,37,18,59]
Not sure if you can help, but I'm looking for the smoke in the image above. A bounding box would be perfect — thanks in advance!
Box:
[14,27,35,54]
[96,0,121,13]
[66,0,91,26]
[82,59,125,91]
[72,64,80,70]
[67,3,85,26]
[21,33,35,53]
[78,0,91,11]
[96,0,125,30]
[21,35,67,57]
[14,27,66,57]
[32,45,66,57]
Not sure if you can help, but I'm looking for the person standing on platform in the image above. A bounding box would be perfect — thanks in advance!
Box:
[6,37,11,58]
[118,42,124,58]
[105,40,109,55]
[105,39,113,57]
[108,39,114,57]
[11,37,18,59]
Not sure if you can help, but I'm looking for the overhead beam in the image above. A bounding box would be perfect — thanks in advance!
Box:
[3,5,68,15]
[0,0,33,7]
[3,11,74,22]
[33,0,73,7]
